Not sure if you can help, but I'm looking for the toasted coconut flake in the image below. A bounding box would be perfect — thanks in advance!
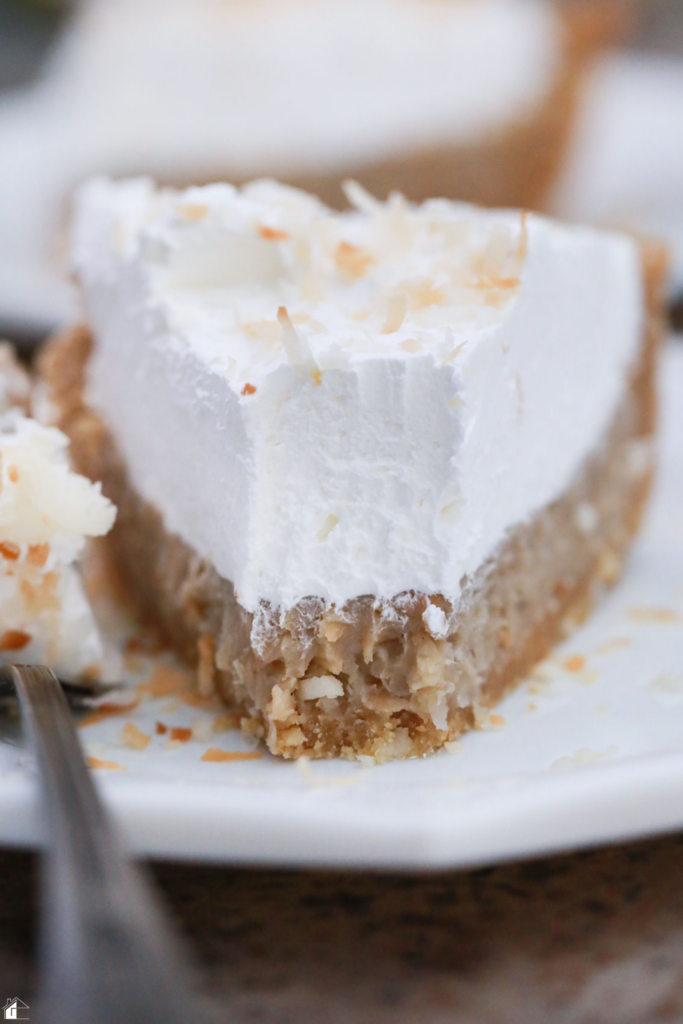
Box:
[197,633,216,697]
[629,607,683,624]
[179,203,209,221]
[155,721,168,735]
[342,179,380,214]
[258,225,289,241]
[138,664,194,699]
[241,383,257,397]
[87,756,126,772]
[7,466,19,483]
[0,541,20,561]
[170,726,192,743]
[382,291,408,335]
[400,339,422,354]
[0,629,31,651]
[122,721,151,751]
[405,278,445,311]
[481,276,520,292]
[563,654,586,673]
[443,340,467,364]
[27,543,50,568]
[278,306,317,375]
[79,698,140,728]
[335,241,375,281]
[201,748,262,763]
[489,714,506,727]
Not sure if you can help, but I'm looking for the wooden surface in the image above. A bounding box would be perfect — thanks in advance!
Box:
[3,834,683,1022]
[637,0,683,55]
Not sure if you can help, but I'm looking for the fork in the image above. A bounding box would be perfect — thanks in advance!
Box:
[6,664,214,1024]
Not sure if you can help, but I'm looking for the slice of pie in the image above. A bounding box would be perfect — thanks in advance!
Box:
[43,0,617,212]
[0,0,625,331]
[41,177,667,760]
[0,346,116,679]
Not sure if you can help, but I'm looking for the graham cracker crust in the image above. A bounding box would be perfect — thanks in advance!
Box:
[185,2,622,213]
[39,244,667,762]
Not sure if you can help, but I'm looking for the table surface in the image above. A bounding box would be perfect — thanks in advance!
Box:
[1,3,683,1021]
[3,833,683,1022]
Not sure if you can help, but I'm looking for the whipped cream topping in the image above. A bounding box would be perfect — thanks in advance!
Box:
[0,402,116,678]
[73,177,644,615]
[0,0,560,329]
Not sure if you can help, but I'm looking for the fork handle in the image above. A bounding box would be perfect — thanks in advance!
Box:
[11,665,205,1024]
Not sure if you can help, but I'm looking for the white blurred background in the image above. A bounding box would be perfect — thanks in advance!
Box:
[0,0,681,343]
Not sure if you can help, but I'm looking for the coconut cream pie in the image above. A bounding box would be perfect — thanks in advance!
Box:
[40,0,614,210]
[41,177,666,760]
[0,346,116,680]
[0,0,622,329]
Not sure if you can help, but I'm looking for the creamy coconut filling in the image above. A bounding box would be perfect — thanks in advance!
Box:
[0,362,116,678]
[72,177,644,618]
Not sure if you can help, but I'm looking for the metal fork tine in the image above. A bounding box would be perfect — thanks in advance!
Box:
[10,664,215,1024]
[0,667,123,709]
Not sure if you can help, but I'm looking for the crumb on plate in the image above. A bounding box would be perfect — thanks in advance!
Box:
[200,748,262,763]
[121,721,151,750]
[87,756,126,771]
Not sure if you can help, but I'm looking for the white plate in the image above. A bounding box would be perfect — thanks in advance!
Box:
[1,346,682,871]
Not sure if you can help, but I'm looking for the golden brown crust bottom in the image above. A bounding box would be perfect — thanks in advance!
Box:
[39,245,667,762]
[163,3,620,214]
